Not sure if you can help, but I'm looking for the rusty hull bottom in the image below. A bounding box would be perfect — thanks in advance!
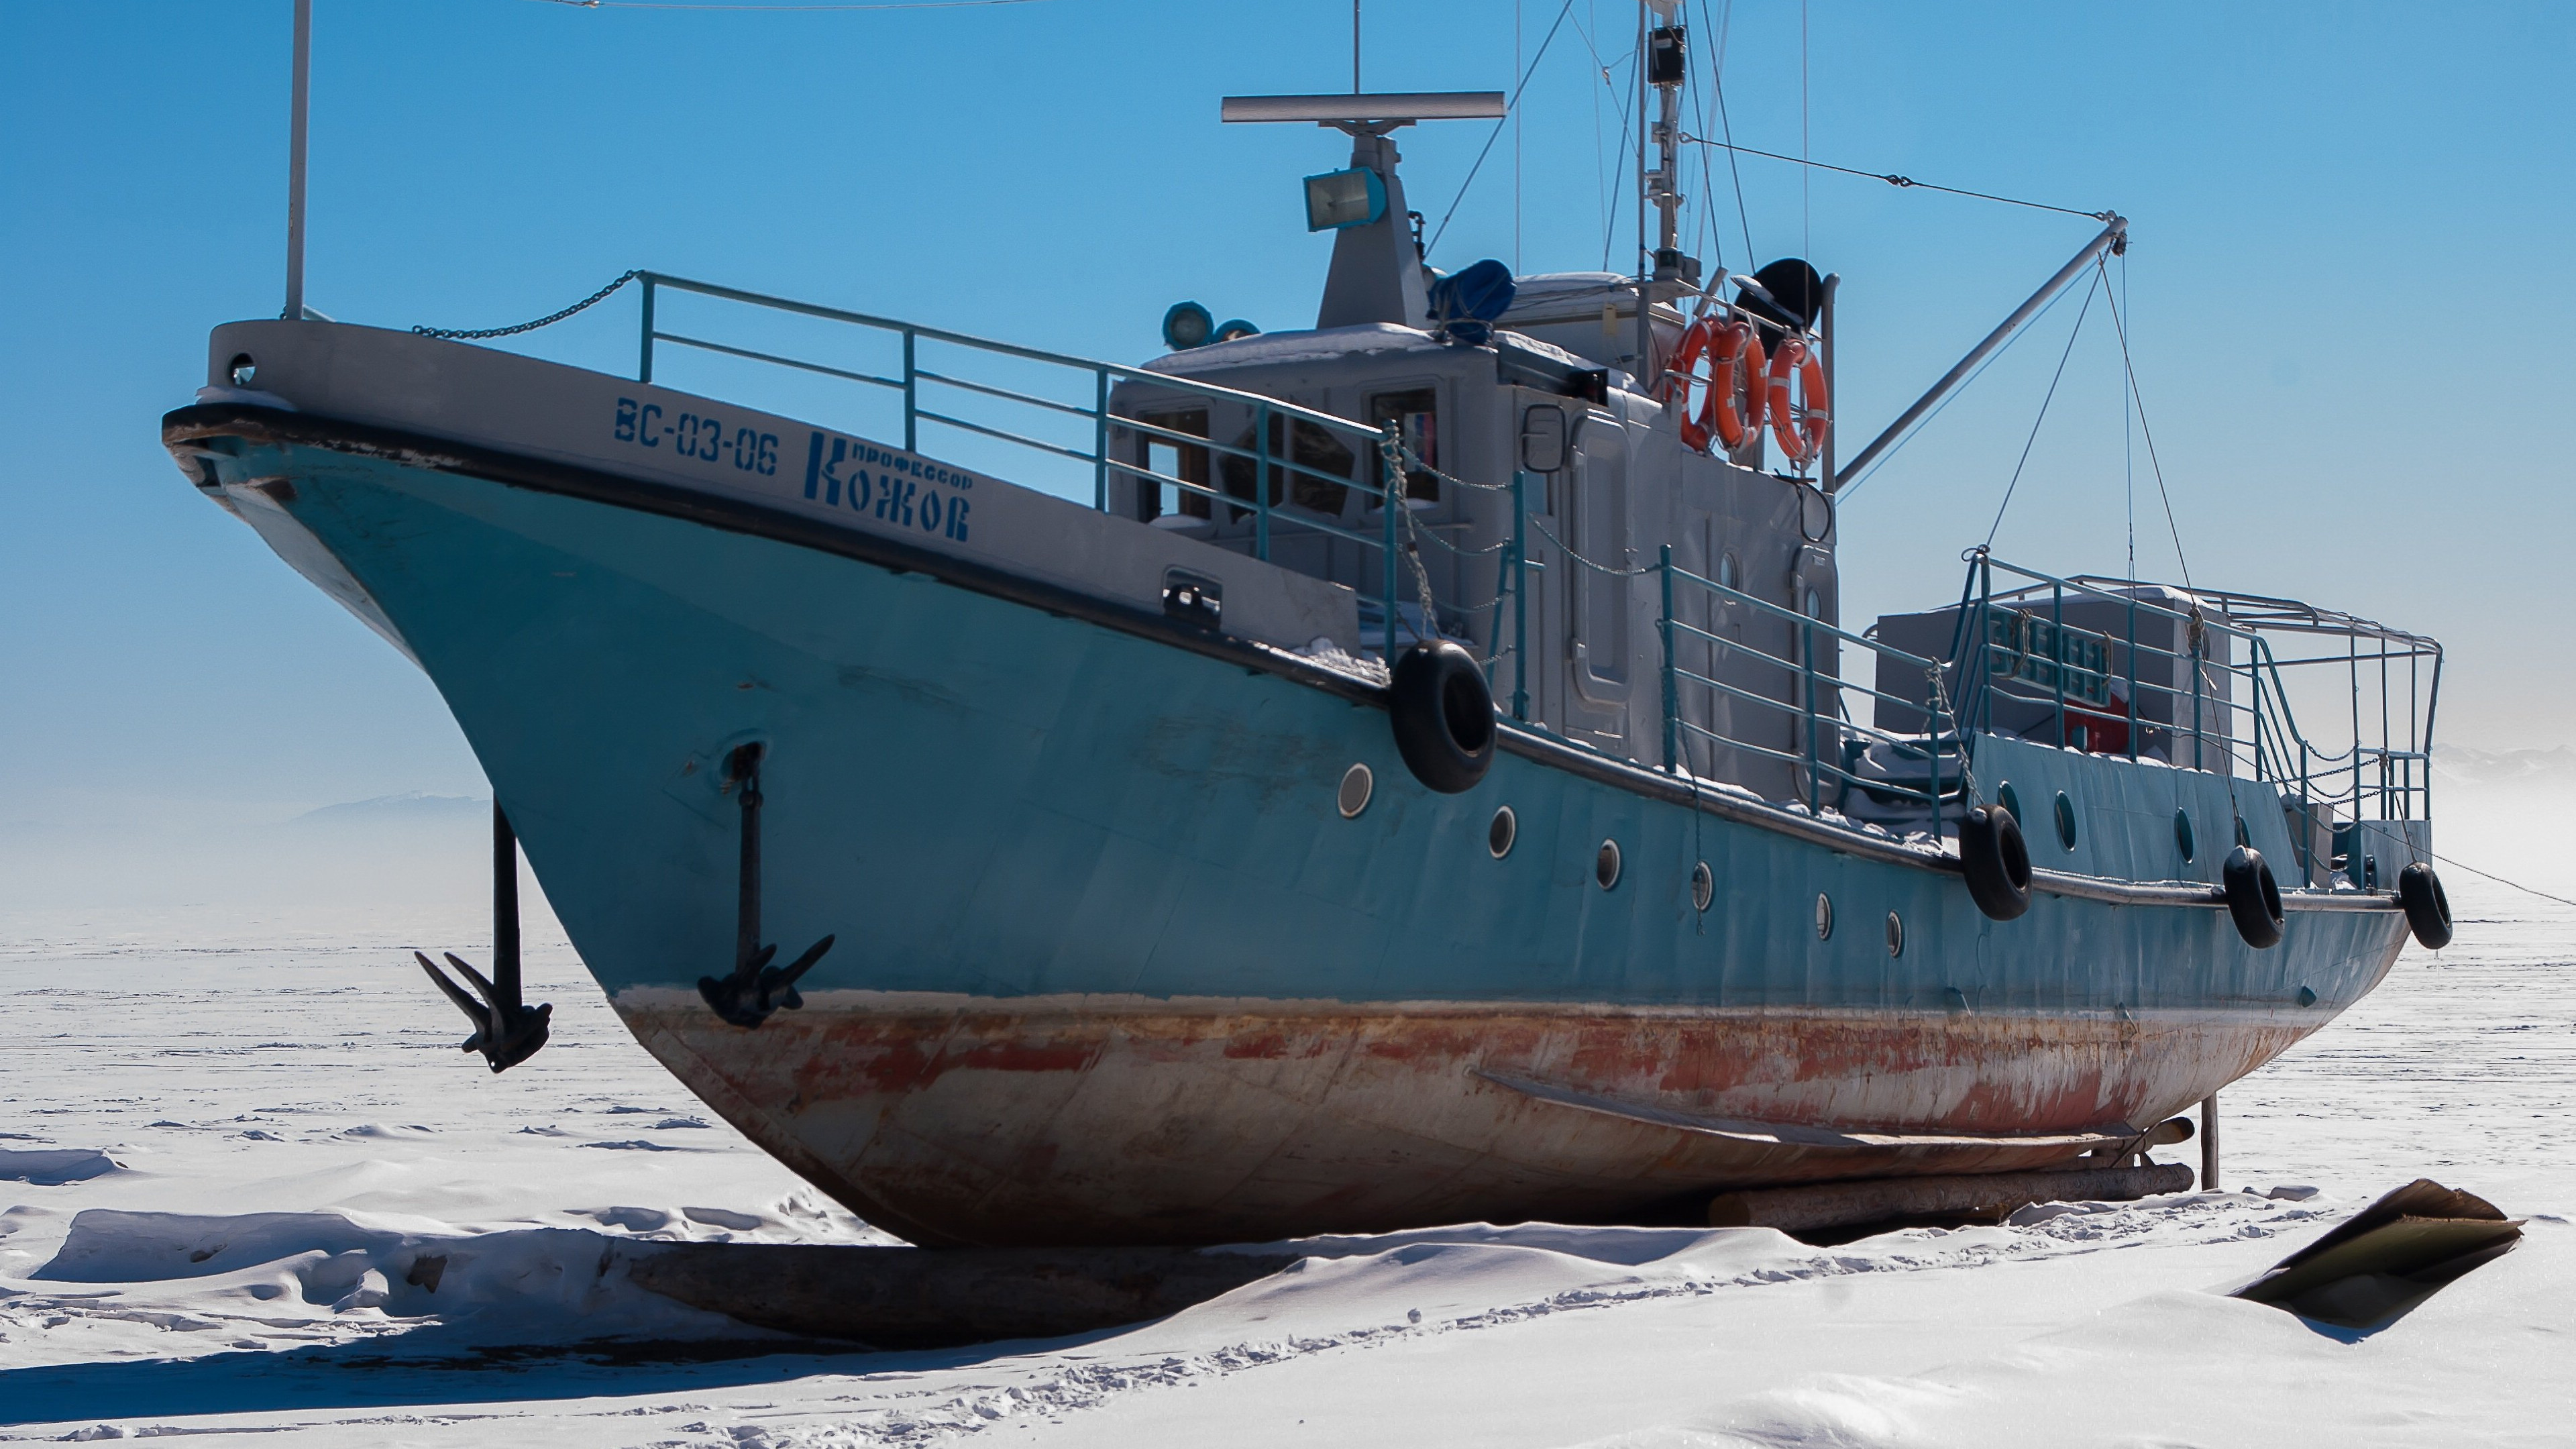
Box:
[613,989,2310,1246]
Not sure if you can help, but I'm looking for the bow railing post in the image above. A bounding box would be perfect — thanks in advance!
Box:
[637,274,656,384]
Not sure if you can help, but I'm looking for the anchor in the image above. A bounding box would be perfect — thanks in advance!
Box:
[698,743,836,1028]
[415,803,553,1072]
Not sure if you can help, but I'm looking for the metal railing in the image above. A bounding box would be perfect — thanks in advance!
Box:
[619,274,2438,867]
[631,272,1424,658]
[1656,545,1968,819]
[1934,553,2438,877]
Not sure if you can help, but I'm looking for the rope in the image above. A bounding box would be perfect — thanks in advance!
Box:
[2430,851,2576,912]
[1675,136,2115,221]
[1981,264,2101,547]
[413,270,643,340]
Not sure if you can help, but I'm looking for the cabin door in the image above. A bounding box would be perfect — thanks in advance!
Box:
[1562,411,1631,749]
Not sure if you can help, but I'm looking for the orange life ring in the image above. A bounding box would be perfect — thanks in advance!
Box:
[1707,320,1766,451]
[1767,335,1831,468]
[1663,315,1721,453]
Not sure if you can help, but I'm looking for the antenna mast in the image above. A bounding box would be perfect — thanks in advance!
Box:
[1635,1,1695,388]
[284,0,311,321]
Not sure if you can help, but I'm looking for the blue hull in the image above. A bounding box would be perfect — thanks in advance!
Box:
[170,402,2414,1244]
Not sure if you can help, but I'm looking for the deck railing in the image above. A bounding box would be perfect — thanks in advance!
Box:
[620,276,2436,862]
[1656,547,1966,818]
[1933,553,2438,875]
[631,272,1421,657]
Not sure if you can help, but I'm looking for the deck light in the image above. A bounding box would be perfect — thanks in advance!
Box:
[1162,302,1214,352]
[1304,167,1387,231]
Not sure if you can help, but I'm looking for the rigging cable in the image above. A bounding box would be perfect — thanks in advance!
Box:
[1829,274,2090,500]
[2429,852,2576,912]
[1599,58,1638,271]
[1706,0,1756,269]
[1683,0,1727,273]
[2123,249,2135,576]
[1676,137,2114,221]
[2098,266,2194,590]
[1982,263,2102,547]
[1426,0,1579,257]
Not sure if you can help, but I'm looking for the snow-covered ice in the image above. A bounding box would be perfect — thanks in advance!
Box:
[2,808,2569,1444]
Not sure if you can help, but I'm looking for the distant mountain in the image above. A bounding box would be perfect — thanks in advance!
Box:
[291,793,490,825]
[2432,745,2576,788]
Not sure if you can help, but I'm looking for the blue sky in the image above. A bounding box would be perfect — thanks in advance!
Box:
[3,0,2570,852]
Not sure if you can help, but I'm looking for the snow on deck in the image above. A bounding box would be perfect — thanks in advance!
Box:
[1,860,2569,1444]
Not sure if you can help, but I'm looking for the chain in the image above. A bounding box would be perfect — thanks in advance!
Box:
[1527,512,1657,577]
[413,270,645,341]
[1383,439,1515,495]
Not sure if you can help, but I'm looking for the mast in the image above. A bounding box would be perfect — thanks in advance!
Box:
[1636,1,1694,390]
[284,0,311,321]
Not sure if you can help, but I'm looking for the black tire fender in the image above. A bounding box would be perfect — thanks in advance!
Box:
[1958,804,2033,921]
[2222,845,2284,949]
[2398,861,2453,950]
[1388,641,1496,794]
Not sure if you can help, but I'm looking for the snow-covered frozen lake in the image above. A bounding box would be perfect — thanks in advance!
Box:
[3,824,2569,1446]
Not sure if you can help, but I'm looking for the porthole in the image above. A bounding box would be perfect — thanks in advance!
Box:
[1717,553,1739,590]
[2174,810,2196,863]
[1997,782,2023,825]
[1337,763,1373,818]
[1690,861,1714,912]
[1885,910,1904,958]
[227,354,257,388]
[1488,805,1517,859]
[1595,839,1623,890]
[1815,892,1834,941]
[2053,792,2078,851]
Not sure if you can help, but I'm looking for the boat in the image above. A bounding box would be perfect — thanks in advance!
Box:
[162,22,2452,1247]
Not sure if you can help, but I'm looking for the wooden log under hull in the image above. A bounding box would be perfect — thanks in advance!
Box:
[1707,1163,2198,1233]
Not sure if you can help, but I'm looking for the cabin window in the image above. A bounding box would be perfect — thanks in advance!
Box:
[1135,408,1210,521]
[1221,415,1355,518]
[1369,388,1440,503]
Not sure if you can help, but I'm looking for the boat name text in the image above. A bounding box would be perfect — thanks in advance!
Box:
[801,432,973,542]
